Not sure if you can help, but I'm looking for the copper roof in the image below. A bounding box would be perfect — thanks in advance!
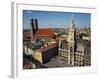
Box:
[34,28,54,37]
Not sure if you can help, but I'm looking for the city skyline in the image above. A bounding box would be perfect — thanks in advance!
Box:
[23,10,91,29]
[23,10,91,68]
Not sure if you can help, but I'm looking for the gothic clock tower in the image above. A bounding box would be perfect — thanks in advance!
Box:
[68,14,75,65]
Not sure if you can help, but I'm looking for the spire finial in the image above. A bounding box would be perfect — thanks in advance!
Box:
[70,13,75,28]
[71,13,74,23]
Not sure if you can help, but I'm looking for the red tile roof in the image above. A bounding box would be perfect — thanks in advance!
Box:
[34,28,54,37]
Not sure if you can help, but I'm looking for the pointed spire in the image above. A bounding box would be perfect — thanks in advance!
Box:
[72,13,74,20]
[70,13,75,29]
[72,13,74,23]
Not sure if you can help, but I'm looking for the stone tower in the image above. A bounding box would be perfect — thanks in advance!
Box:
[30,18,39,41]
[30,19,34,41]
[68,14,75,65]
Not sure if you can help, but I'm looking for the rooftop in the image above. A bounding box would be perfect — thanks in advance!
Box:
[34,28,55,37]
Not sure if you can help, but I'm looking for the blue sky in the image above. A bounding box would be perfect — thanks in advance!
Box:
[23,10,91,29]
